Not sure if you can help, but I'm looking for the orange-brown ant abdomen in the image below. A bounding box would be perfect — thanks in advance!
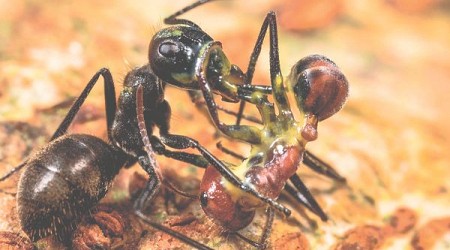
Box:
[200,166,255,231]
[199,142,303,232]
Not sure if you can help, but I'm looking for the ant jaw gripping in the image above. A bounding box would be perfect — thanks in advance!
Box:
[150,26,244,102]
[195,41,242,102]
[288,54,349,121]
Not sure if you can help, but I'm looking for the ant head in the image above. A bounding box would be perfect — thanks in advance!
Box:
[149,25,214,89]
[287,55,349,122]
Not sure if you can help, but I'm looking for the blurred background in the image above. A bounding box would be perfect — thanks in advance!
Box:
[0,0,449,249]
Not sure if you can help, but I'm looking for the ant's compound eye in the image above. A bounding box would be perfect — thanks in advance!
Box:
[159,41,181,58]
[288,55,349,121]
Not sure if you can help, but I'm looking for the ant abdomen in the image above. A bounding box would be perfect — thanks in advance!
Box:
[200,166,255,231]
[288,54,349,121]
[17,134,125,241]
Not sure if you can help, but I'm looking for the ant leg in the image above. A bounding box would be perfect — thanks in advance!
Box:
[265,12,294,121]
[192,41,263,144]
[133,163,209,249]
[190,98,264,124]
[288,174,328,221]
[163,180,198,199]
[51,68,116,141]
[258,207,275,249]
[133,156,162,212]
[303,151,347,183]
[0,68,116,183]
[236,7,276,125]
[164,0,215,28]
[0,161,26,183]
[151,136,209,168]
[283,182,323,221]
[147,136,204,199]
[236,12,296,124]
[196,65,279,143]
[159,133,291,217]
[216,141,245,161]
[135,86,212,250]
[135,210,213,250]
[199,81,262,144]
[234,207,274,249]
[213,104,346,184]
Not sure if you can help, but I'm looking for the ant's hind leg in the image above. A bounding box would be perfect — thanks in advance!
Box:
[287,174,328,222]
[258,207,275,249]
[234,207,274,249]
[0,161,27,184]
[51,68,116,140]
[303,151,347,183]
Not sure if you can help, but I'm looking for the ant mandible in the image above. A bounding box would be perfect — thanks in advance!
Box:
[149,0,349,248]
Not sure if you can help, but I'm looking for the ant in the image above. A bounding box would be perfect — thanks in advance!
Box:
[0,66,219,249]
[148,0,349,248]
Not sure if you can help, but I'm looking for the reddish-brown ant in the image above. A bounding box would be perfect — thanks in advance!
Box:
[148,1,349,248]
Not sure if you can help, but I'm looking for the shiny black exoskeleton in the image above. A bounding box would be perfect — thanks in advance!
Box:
[1,66,218,249]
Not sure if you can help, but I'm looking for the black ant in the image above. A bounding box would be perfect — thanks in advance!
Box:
[0,66,221,249]
[148,0,349,248]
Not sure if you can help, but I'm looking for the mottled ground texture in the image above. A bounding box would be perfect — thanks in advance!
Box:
[0,0,449,249]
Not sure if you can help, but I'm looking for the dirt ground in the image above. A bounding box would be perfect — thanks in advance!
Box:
[0,0,449,249]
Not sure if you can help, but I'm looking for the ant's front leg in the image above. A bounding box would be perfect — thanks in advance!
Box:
[196,72,263,144]
[236,8,282,125]
[0,68,116,183]
[134,86,212,250]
